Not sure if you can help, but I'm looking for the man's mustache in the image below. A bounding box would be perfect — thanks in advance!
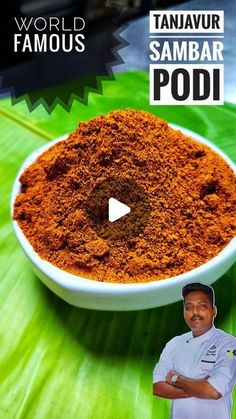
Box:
[191,316,204,321]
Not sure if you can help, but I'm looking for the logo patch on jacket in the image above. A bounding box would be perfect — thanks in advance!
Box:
[227,349,236,360]
[201,345,217,363]
[205,345,217,356]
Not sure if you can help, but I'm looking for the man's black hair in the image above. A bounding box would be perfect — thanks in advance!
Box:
[182,282,215,306]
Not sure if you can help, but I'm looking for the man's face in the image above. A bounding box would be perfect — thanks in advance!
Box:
[183,291,216,336]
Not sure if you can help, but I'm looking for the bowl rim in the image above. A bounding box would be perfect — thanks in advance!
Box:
[11,124,236,294]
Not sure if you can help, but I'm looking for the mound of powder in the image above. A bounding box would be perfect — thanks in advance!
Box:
[13,110,236,283]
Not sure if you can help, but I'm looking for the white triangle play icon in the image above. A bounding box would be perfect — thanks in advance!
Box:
[108,198,131,223]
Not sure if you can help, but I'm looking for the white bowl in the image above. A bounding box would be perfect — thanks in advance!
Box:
[11,125,236,311]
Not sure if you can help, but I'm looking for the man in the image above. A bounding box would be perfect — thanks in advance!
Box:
[153,282,236,419]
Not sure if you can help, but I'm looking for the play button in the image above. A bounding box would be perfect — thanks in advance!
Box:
[109,198,130,222]
[86,177,151,241]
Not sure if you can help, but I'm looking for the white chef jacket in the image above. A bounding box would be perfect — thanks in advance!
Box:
[153,326,236,419]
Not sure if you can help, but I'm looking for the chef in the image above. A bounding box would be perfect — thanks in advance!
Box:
[153,282,236,419]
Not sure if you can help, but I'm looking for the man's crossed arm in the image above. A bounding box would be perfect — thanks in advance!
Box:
[153,369,222,400]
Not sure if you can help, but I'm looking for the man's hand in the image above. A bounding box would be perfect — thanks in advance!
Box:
[153,370,191,399]
[164,370,221,400]
[165,370,179,385]
[165,370,210,385]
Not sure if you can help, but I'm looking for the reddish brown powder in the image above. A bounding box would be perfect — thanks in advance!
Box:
[13,110,236,283]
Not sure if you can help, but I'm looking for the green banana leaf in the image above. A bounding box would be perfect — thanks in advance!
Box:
[0,70,236,419]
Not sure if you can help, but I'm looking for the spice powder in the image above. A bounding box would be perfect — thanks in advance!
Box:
[13,110,236,283]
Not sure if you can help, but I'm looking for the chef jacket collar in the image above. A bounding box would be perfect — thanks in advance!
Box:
[187,325,216,344]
